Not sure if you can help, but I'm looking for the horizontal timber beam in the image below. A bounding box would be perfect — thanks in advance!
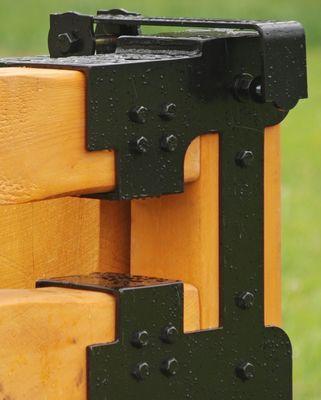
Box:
[0,67,200,204]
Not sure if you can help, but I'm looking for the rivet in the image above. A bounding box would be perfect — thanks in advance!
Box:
[131,136,149,154]
[57,32,79,54]
[235,150,254,168]
[129,106,148,123]
[132,362,150,381]
[131,330,149,348]
[161,134,178,152]
[161,357,179,376]
[236,291,255,310]
[161,325,178,343]
[236,362,255,381]
[159,102,177,120]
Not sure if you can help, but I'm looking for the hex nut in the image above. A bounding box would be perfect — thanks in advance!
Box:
[129,106,148,123]
[57,32,79,54]
[161,325,179,344]
[236,291,255,310]
[159,102,177,120]
[131,330,149,348]
[236,362,255,381]
[235,150,254,168]
[132,362,150,381]
[161,134,178,152]
[161,357,179,376]
[132,136,150,154]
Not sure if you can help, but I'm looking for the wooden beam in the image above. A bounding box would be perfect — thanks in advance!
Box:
[98,201,131,274]
[0,198,100,289]
[0,284,199,399]
[0,67,200,205]
[264,124,282,326]
[0,196,131,289]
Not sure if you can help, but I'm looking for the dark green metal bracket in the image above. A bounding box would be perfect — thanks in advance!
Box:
[0,10,307,200]
[37,272,291,400]
[11,8,307,400]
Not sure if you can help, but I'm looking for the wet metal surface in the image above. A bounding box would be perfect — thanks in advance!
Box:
[37,273,292,400]
[21,12,308,398]
[0,13,307,200]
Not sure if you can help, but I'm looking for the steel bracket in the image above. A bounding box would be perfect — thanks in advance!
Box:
[0,9,307,199]
[37,272,292,400]
[0,9,307,400]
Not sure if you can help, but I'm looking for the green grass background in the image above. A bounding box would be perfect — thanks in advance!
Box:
[0,1,319,398]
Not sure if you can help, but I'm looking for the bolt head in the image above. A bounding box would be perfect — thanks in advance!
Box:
[235,150,254,168]
[236,362,255,381]
[234,73,254,102]
[161,134,178,152]
[129,106,148,124]
[57,32,78,54]
[161,325,179,343]
[131,330,149,348]
[236,291,255,310]
[132,362,150,381]
[132,136,149,154]
[161,357,179,376]
[160,102,177,120]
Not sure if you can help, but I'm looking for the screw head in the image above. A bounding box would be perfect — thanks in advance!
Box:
[160,102,177,120]
[161,325,179,343]
[161,134,178,152]
[161,357,179,376]
[132,362,150,381]
[236,362,255,381]
[236,291,255,310]
[57,32,79,54]
[131,330,149,348]
[129,106,148,123]
[131,136,149,154]
[235,150,254,168]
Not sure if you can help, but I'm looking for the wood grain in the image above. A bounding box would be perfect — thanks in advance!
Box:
[0,67,200,204]
[0,196,132,288]
[264,124,282,326]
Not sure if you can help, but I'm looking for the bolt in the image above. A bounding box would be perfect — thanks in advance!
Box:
[161,325,179,344]
[161,357,179,376]
[235,150,254,168]
[131,330,149,348]
[161,134,178,152]
[129,106,148,123]
[131,136,149,154]
[236,291,255,310]
[132,362,150,381]
[236,362,255,381]
[159,102,177,120]
[57,32,79,54]
[234,73,254,102]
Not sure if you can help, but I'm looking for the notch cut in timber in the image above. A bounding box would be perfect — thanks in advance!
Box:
[0,67,200,205]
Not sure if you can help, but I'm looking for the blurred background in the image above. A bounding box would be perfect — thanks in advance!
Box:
[0,1,319,398]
